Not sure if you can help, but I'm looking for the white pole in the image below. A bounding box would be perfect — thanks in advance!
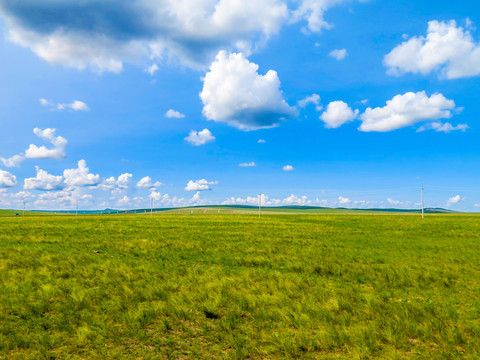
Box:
[76,200,78,217]
[421,187,424,219]
[23,200,25,217]
[258,193,261,217]
[151,198,153,216]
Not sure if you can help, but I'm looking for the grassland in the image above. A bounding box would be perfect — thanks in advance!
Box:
[1,213,480,359]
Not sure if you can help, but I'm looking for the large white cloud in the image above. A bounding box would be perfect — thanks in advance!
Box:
[384,20,480,79]
[25,127,68,160]
[24,166,64,191]
[0,1,359,72]
[0,0,287,72]
[185,179,218,191]
[359,91,457,132]
[63,160,101,187]
[320,101,358,128]
[0,170,17,187]
[200,51,297,130]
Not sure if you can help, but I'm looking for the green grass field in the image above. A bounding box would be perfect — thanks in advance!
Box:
[1,213,479,359]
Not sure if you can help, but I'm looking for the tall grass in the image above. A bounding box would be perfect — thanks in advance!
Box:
[0,214,479,358]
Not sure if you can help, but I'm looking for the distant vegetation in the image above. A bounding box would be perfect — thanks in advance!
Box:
[1,213,479,358]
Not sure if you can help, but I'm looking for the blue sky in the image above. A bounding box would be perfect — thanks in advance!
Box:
[0,0,479,211]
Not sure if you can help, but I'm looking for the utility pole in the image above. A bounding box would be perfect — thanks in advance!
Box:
[150,198,153,216]
[258,193,262,217]
[421,187,424,219]
[76,200,78,217]
[23,200,25,217]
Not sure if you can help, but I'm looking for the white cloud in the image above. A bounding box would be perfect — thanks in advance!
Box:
[359,91,456,132]
[416,122,469,133]
[25,127,68,160]
[338,196,351,204]
[0,1,359,73]
[298,93,321,110]
[447,195,462,206]
[98,173,132,191]
[41,98,90,111]
[291,0,349,33]
[116,173,132,189]
[0,170,17,187]
[136,176,164,189]
[145,64,159,76]
[24,166,64,191]
[320,101,358,128]
[329,48,348,60]
[200,51,297,130]
[0,154,25,168]
[185,179,218,191]
[191,191,201,203]
[149,191,187,207]
[58,100,90,111]
[384,20,480,79]
[39,98,51,106]
[258,139,266,144]
[63,159,101,187]
[283,165,294,171]
[117,196,131,206]
[185,129,215,146]
[282,194,311,206]
[165,109,185,119]
[239,162,256,167]
[1,0,290,72]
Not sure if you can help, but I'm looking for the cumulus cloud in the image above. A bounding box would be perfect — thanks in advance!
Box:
[291,0,351,33]
[98,173,132,191]
[320,101,358,128]
[41,98,90,111]
[298,93,321,108]
[282,165,294,171]
[191,191,201,203]
[0,154,25,168]
[338,196,351,205]
[329,48,348,60]
[185,129,215,146]
[258,139,266,144]
[0,1,359,72]
[1,127,68,167]
[0,0,292,72]
[200,51,297,130]
[24,166,64,191]
[239,162,256,167]
[416,122,469,133]
[149,191,187,207]
[359,91,457,132]
[25,127,68,160]
[63,160,101,187]
[145,63,159,76]
[58,100,90,111]
[136,176,164,189]
[0,170,17,187]
[447,194,462,206]
[185,179,218,191]
[165,109,185,119]
[384,20,480,79]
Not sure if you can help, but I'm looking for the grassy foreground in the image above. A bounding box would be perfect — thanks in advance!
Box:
[1,214,480,359]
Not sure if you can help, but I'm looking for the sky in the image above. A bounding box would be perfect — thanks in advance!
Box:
[0,0,480,211]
